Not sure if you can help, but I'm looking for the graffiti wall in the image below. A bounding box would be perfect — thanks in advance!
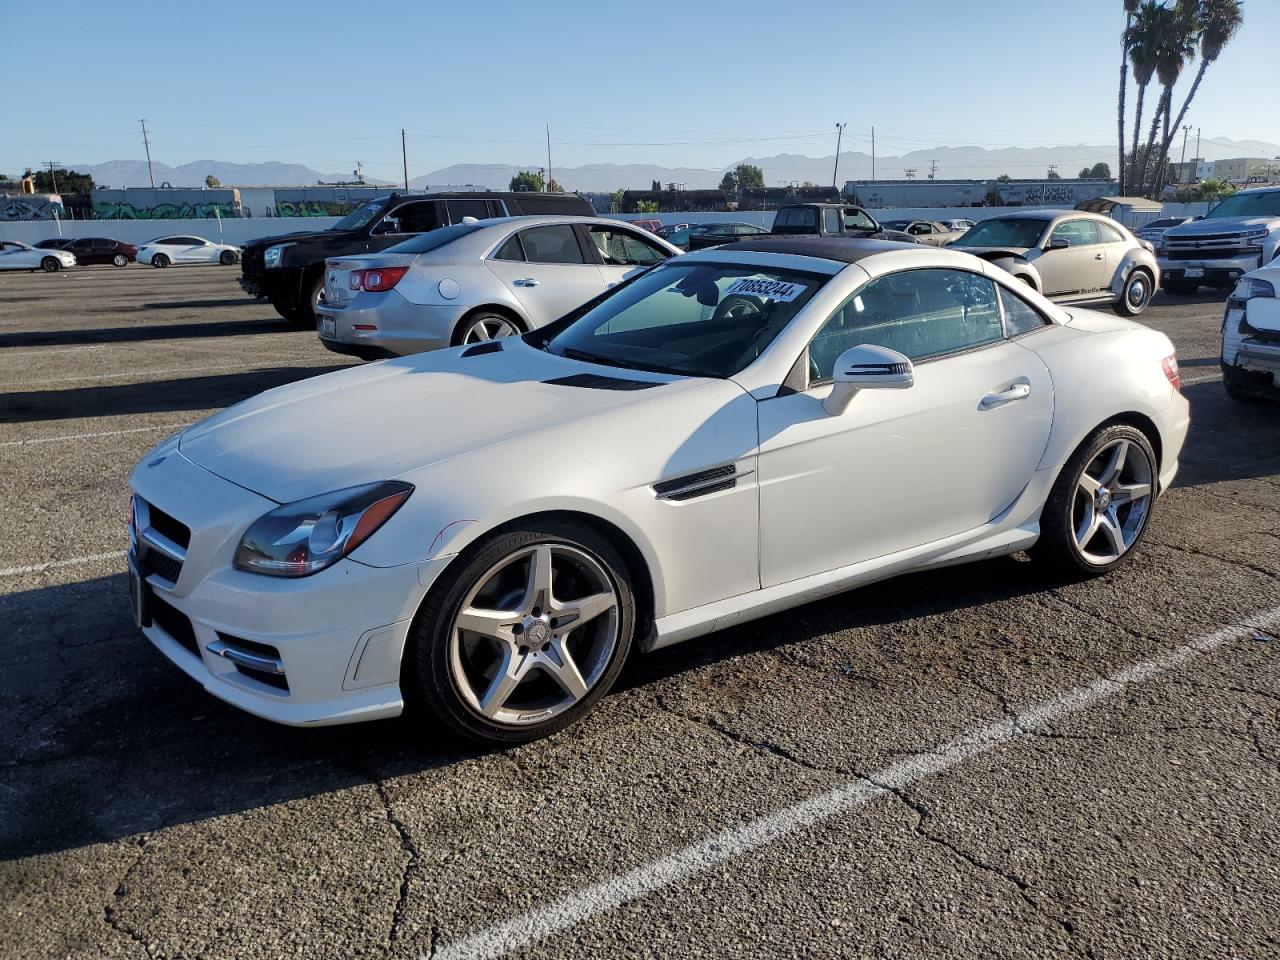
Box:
[0,194,66,221]
[93,200,241,220]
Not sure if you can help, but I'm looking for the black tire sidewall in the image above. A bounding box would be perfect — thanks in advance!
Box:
[41,257,59,273]
[451,312,519,347]
[220,250,236,265]
[1032,423,1158,578]
[1115,269,1152,316]
[152,254,169,268]
[407,518,636,744]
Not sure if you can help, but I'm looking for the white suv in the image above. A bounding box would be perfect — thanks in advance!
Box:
[1221,259,1280,402]
[1160,186,1280,294]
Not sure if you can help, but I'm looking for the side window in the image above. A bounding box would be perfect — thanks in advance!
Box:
[492,233,525,262]
[842,208,878,231]
[446,199,491,223]
[823,207,841,234]
[808,269,1004,382]
[1095,221,1126,244]
[1050,219,1099,246]
[386,201,442,234]
[908,222,933,235]
[588,227,669,266]
[519,225,586,264]
[999,286,1050,336]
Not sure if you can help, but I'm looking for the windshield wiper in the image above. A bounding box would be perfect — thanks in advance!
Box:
[558,346,653,371]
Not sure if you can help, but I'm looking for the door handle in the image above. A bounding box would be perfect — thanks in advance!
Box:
[1094,253,1104,260]
[512,278,539,287]
[980,382,1031,409]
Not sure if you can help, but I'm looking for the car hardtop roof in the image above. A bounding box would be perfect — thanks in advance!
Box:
[369,190,588,203]
[709,236,922,264]
[779,201,866,209]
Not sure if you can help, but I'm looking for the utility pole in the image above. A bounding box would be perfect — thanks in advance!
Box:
[1178,124,1192,180]
[928,159,938,180]
[401,129,409,191]
[904,168,916,180]
[871,126,876,181]
[1047,164,1058,179]
[1195,127,1201,164]
[43,161,61,193]
[832,122,846,189]
[546,124,553,192]
[140,119,155,188]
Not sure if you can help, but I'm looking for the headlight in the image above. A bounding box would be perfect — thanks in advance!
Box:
[263,244,290,269]
[1243,227,1268,239]
[1234,277,1276,300]
[234,481,413,577]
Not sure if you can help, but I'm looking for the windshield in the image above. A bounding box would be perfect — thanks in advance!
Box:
[384,221,488,254]
[544,262,825,378]
[952,218,1049,248]
[332,199,388,232]
[1203,191,1280,220]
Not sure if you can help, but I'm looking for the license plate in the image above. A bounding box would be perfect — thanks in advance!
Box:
[1184,267,1204,279]
[320,316,336,338]
[127,555,151,629]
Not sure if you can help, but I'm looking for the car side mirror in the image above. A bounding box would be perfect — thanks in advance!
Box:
[1046,237,1070,251]
[823,344,914,416]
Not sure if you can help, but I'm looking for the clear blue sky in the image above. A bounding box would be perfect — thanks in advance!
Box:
[6,0,1277,177]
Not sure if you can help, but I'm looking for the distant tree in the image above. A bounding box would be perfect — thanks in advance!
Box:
[635,200,660,213]
[719,170,738,194]
[651,179,662,192]
[1078,167,1093,179]
[205,174,221,188]
[734,163,765,190]
[1088,161,1112,179]
[1195,177,1235,201]
[545,178,565,193]
[996,173,1012,182]
[984,190,1004,205]
[1046,168,1062,180]
[23,167,94,194]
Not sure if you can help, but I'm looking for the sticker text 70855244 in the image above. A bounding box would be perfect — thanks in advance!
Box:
[723,278,808,302]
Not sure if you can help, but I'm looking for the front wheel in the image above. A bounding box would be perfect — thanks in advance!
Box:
[219,250,237,265]
[40,257,61,273]
[112,253,129,268]
[407,519,636,744]
[1031,424,1158,578]
[151,254,170,268]
[1114,269,1153,316]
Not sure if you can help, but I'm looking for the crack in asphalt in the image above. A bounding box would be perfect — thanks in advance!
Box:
[1151,538,1280,584]
[373,778,422,949]
[101,835,151,952]
[653,698,842,776]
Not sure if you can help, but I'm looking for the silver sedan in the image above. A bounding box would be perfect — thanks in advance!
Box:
[316,216,682,359]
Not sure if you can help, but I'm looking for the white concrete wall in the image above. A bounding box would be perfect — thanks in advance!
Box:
[0,217,342,247]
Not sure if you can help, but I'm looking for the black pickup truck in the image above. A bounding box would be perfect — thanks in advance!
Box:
[240,191,596,323]
[686,202,915,251]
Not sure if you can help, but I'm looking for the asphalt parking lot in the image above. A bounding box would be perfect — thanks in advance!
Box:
[2,264,1279,960]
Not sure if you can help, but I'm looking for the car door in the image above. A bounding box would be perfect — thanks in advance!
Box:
[484,224,607,328]
[1093,219,1133,286]
[584,224,673,287]
[756,267,1054,587]
[1038,219,1107,295]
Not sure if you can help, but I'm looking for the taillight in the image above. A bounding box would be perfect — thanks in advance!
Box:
[1161,353,1181,392]
[348,266,409,292]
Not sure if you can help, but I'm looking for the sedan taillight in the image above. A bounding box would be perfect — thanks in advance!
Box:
[1161,354,1181,392]
[348,266,409,292]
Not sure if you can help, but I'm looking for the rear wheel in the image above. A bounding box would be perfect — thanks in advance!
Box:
[407,519,636,744]
[1031,424,1158,578]
[1222,363,1267,403]
[219,250,237,265]
[40,257,60,273]
[151,253,170,268]
[1114,269,1153,316]
[452,311,522,346]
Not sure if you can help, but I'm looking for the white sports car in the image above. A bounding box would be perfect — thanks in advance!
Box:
[128,237,1189,744]
[0,241,76,272]
[137,235,241,268]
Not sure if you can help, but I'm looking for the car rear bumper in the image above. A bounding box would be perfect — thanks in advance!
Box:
[316,293,455,357]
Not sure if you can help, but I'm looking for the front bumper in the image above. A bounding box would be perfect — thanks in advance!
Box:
[128,445,452,726]
[1157,252,1261,286]
[316,291,455,358]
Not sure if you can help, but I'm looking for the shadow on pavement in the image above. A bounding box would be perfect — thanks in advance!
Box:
[1173,379,1280,488]
[0,317,289,350]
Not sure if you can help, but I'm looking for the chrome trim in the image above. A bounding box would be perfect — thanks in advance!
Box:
[207,639,286,676]
[654,468,753,501]
[139,527,186,563]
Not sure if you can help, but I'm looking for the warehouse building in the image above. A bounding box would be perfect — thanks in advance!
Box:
[844,178,1117,209]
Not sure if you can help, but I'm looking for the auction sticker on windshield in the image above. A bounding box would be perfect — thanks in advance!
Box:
[724,277,808,302]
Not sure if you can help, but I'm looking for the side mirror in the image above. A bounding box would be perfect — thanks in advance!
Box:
[1046,237,1070,251]
[823,344,914,416]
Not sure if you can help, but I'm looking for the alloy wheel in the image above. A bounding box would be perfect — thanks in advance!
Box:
[1126,274,1149,309]
[1072,438,1154,565]
[447,543,620,726]
[462,316,519,343]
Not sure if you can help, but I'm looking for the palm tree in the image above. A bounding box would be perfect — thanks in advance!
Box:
[1118,0,1141,194]
[1133,3,1196,194]
[1163,0,1245,172]
[1125,2,1161,191]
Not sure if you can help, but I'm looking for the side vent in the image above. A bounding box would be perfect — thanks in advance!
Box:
[544,374,660,391]
[461,340,504,357]
[652,464,747,502]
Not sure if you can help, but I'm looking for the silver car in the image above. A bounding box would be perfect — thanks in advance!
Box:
[316,216,682,359]
[949,210,1160,316]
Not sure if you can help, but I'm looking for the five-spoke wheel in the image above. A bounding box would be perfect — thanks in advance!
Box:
[454,313,521,346]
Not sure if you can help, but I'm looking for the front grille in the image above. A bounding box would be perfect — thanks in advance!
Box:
[147,504,190,548]
[1169,232,1248,244]
[139,549,182,583]
[1168,248,1255,261]
[150,593,200,661]
[241,248,265,283]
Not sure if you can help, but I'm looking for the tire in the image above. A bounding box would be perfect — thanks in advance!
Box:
[112,254,128,268]
[269,299,298,323]
[1162,277,1196,295]
[1031,423,1158,579]
[451,311,523,346]
[40,257,60,273]
[219,250,237,265]
[151,254,170,268]
[1222,363,1266,403]
[407,517,637,744]
[295,273,325,325]
[1114,268,1153,316]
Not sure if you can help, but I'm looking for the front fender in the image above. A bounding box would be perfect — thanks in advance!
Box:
[1109,250,1160,297]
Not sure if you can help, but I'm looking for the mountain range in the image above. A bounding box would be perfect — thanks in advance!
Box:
[71,137,1280,192]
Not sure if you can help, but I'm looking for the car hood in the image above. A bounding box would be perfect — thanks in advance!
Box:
[178,342,695,503]
[242,229,346,250]
[1167,215,1277,236]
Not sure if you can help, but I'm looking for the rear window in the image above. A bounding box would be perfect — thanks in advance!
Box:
[773,207,818,232]
[384,221,489,254]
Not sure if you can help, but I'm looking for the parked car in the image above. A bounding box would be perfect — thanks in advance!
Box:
[880,219,965,246]
[949,210,1159,316]
[942,218,976,232]
[0,241,76,272]
[59,236,137,267]
[128,237,1187,745]
[33,238,73,249]
[1221,260,1280,402]
[630,219,663,233]
[656,222,690,238]
[1136,216,1193,249]
[657,223,713,249]
[685,222,771,250]
[316,216,681,359]
[137,236,240,268]
[1159,186,1280,294]
[767,202,915,244]
[241,191,596,325]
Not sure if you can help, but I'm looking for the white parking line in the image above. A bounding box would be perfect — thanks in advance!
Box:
[433,604,1280,960]
[0,422,190,448]
[0,551,125,578]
